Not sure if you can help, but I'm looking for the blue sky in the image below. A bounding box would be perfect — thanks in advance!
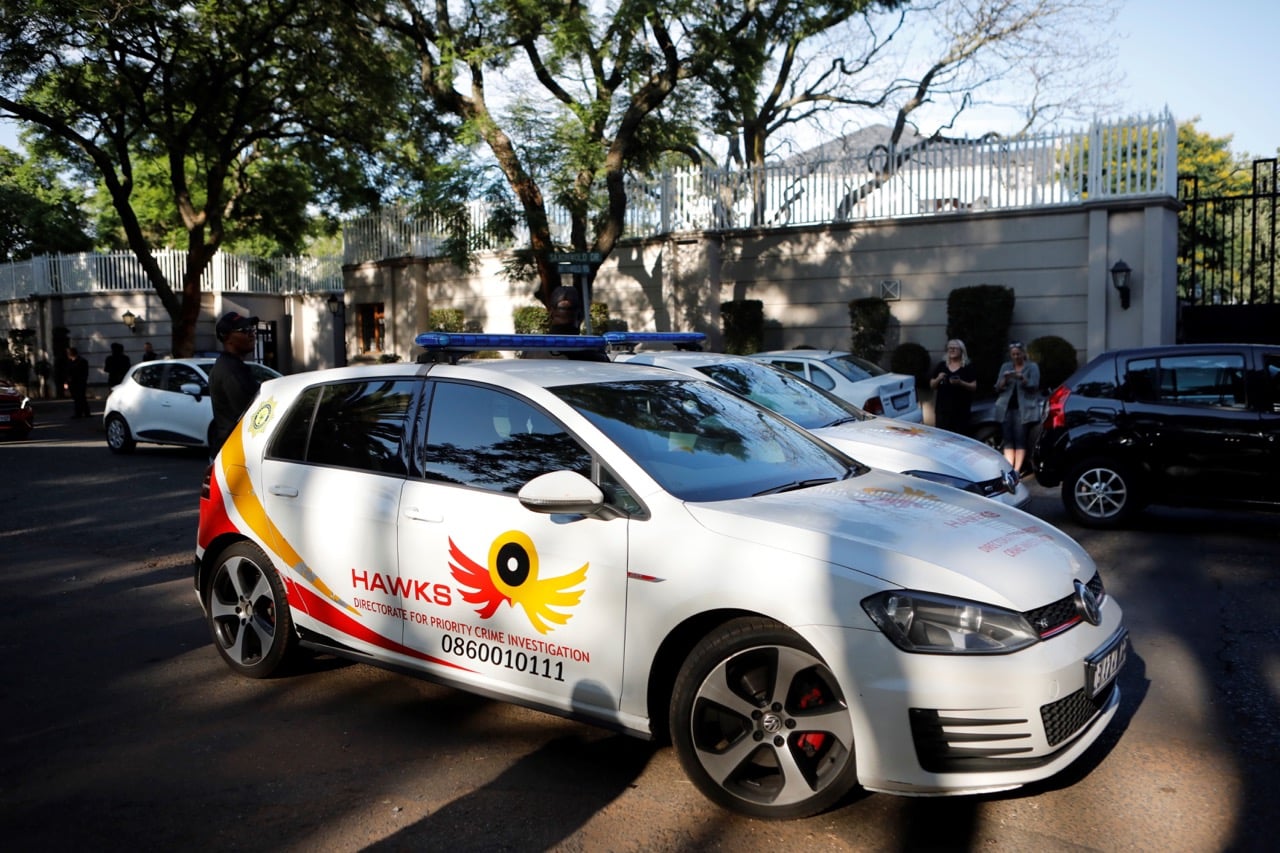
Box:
[1110,0,1278,157]
[3,1,1276,162]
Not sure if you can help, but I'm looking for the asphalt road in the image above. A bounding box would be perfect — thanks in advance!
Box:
[2,398,1277,852]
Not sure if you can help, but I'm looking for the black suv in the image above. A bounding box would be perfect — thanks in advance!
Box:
[1033,344,1280,527]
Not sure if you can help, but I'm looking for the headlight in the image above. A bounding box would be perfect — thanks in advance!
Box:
[861,590,1039,654]
[902,470,974,491]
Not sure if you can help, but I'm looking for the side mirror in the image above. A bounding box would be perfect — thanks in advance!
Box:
[180,382,204,400]
[518,470,604,516]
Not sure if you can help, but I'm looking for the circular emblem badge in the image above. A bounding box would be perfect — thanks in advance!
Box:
[249,398,275,436]
[1074,579,1102,626]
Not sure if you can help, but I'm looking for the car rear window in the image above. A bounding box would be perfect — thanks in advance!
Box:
[1125,354,1248,408]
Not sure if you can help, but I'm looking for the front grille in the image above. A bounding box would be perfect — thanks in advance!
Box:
[974,475,1012,498]
[0,398,24,412]
[1042,681,1117,747]
[1023,572,1105,639]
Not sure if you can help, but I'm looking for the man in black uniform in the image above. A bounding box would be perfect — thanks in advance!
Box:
[208,312,260,457]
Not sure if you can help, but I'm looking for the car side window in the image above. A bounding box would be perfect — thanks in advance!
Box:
[1143,354,1248,409]
[806,365,836,391]
[167,364,206,394]
[269,387,322,462]
[1266,355,1280,413]
[269,379,418,475]
[420,382,592,494]
[133,364,164,390]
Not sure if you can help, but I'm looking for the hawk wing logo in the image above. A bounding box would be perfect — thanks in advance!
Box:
[449,531,588,634]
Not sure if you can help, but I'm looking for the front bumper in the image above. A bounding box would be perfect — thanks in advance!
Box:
[805,598,1126,795]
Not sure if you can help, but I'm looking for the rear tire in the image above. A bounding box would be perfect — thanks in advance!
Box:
[669,617,859,819]
[1062,457,1141,528]
[104,413,136,454]
[205,541,297,678]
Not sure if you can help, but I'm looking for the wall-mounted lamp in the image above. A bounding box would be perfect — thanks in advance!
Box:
[122,309,139,332]
[1110,260,1132,310]
[326,293,344,316]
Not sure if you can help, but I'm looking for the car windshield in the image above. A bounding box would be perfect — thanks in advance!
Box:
[553,379,862,502]
[694,361,871,430]
[826,354,887,382]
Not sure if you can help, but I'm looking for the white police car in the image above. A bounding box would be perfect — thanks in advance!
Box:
[195,332,1126,818]
[615,344,1028,509]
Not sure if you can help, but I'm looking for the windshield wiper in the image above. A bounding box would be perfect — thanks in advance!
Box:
[753,477,837,496]
[825,416,862,427]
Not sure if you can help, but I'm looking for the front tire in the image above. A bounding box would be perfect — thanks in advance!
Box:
[1062,456,1141,528]
[670,617,859,819]
[104,413,136,454]
[205,541,296,678]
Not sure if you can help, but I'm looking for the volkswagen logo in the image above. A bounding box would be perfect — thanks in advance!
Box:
[1002,470,1019,494]
[1074,579,1102,626]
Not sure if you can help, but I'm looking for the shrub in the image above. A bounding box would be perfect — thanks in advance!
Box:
[428,308,466,332]
[890,342,932,386]
[721,300,764,354]
[946,285,1015,395]
[848,297,891,364]
[1028,335,1078,391]
[513,305,549,334]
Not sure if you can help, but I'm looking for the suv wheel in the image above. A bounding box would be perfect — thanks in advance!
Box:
[1062,457,1141,528]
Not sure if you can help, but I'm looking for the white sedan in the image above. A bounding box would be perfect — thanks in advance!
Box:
[751,349,922,422]
[618,349,1029,509]
[104,357,281,453]
[195,333,1126,819]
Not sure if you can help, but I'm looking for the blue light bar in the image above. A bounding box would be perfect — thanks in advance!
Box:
[603,332,706,346]
[415,332,608,350]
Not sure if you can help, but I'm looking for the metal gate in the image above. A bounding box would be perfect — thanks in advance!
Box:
[253,319,278,370]
[1178,158,1278,343]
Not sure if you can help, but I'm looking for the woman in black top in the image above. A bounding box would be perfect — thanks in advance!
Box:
[929,339,977,434]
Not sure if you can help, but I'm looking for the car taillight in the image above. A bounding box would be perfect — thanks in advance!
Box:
[1045,385,1070,429]
[863,396,884,415]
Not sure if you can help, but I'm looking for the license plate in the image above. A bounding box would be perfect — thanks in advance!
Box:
[1084,629,1128,699]
[891,392,911,409]
[0,414,9,422]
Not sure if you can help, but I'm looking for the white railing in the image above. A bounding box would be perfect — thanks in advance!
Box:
[343,113,1178,264]
[0,249,343,302]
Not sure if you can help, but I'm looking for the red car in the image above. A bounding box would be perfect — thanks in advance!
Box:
[0,383,35,438]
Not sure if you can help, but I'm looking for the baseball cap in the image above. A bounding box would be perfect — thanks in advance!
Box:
[216,311,259,341]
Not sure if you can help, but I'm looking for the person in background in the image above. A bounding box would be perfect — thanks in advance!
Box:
[104,342,131,388]
[208,312,261,457]
[66,347,90,418]
[993,340,1041,475]
[929,339,977,434]
[140,342,161,361]
[547,285,584,334]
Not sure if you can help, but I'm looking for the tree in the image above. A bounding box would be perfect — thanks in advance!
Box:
[373,0,719,307]
[1176,120,1257,303]
[0,143,92,261]
[0,0,419,356]
[691,0,1116,221]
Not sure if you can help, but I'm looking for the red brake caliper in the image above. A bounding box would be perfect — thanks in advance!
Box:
[794,686,827,756]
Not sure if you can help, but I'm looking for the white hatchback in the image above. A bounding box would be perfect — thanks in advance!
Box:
[618,350,1028,509]
[104,357,281,453]
[195,333,1126,819]
[751,349,922,422]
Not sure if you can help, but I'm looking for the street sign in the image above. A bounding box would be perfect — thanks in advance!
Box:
[561,263,593,274]
[548,252,602,264]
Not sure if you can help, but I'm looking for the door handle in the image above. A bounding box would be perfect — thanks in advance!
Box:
[402,505,442,523]
[269,485,299,498]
